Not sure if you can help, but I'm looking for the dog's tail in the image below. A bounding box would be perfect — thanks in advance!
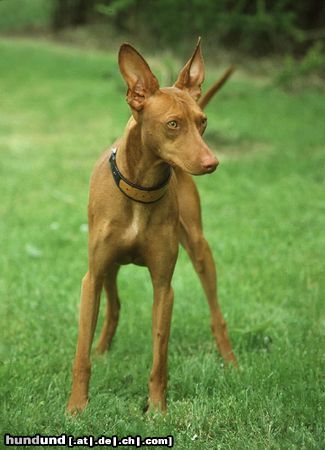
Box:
[199,65,235,110]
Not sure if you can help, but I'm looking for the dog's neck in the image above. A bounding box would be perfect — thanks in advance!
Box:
[116,118,170,188]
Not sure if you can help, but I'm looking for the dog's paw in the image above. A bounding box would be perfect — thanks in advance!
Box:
[144,398,167,415]
[66,396,88,416]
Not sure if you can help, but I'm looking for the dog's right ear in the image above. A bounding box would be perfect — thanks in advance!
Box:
[119,44,159,111]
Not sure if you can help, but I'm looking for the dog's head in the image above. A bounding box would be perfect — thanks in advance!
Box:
[118,38,218,175]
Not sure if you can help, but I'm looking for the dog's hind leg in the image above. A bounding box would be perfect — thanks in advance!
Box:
[176,168,237,366]
[96,265,121,354]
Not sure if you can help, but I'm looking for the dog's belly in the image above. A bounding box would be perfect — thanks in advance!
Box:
[116,254,146,266]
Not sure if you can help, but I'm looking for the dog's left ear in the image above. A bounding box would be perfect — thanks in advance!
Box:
[119,43,159,112]
[174,37,205,101]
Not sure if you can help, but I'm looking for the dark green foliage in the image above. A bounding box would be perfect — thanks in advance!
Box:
[275,42,325,89]
[0,0,324,54]
[0,0,53,32]
[52,0,96,30]
[94,0,325,54]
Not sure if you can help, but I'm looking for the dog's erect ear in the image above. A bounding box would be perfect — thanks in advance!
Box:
[119,43,159,111]
[174,37,205,101]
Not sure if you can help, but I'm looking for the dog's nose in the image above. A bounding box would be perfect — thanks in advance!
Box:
[202,156,219,173]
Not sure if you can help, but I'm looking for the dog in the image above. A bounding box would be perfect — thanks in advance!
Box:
[67,38,237,414]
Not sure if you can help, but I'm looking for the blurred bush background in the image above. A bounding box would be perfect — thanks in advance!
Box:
[64,0,325,55]
[1,0,324,89]
[1,0,324,54]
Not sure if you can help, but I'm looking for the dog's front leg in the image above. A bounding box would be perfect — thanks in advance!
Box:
[148,283,174,412]
[67,270,103,414]
[146,241,178,413]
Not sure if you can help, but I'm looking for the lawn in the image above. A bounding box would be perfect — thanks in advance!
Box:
[0,38,324,449]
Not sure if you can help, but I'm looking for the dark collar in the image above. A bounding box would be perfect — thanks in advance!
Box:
[109,148,171,204]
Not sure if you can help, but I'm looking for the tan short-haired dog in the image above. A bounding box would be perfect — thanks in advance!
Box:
[67,39,237,414]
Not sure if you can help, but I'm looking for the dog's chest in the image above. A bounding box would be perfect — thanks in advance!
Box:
[119,207,144,240]
[124,207,162,246]
[115,207,173,265]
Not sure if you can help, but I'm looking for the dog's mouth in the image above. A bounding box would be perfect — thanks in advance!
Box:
[166,158,218,176]
[165,157,196,173]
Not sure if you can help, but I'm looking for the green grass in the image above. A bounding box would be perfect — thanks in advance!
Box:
[0,38,324,449]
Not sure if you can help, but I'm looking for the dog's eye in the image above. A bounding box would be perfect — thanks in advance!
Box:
[167,120,178,129]
[201,117,207,127]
